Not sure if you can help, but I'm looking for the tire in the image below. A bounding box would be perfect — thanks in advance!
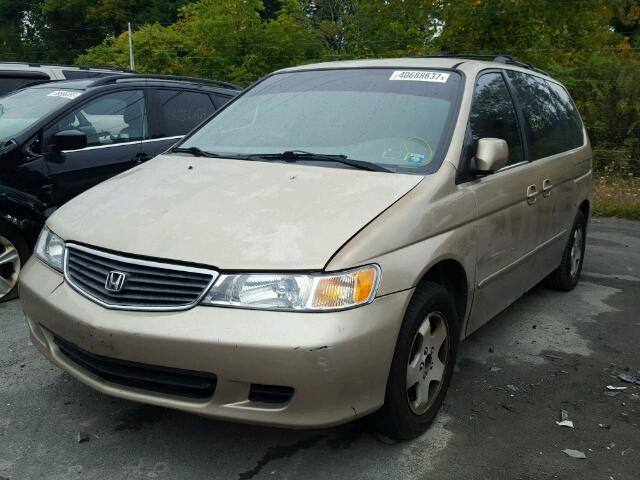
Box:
[546,210,586,291]
[0,220,29,302]
[376,281,459,440]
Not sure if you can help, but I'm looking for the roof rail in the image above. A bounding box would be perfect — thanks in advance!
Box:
[411,54,498,61]
[406,53,549,75]
[492,55,549,76]
[90,73,241,90]
[0,61,130,72]
[79,65,132,72]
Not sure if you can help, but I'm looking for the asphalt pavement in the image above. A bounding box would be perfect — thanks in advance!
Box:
[1,217,638,480]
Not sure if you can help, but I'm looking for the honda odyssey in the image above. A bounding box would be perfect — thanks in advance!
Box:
[20,56,592,439]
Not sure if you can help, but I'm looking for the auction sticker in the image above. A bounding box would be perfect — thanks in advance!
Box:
[47,90,82,99]
[389,71,449,83]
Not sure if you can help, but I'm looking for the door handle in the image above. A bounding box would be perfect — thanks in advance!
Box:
[526,184,538,205]
[542,178,553,197]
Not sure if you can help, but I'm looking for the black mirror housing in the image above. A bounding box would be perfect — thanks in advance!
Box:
[51,130,88,152]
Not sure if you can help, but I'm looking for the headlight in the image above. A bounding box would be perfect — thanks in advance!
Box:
[201,265,380,311]
[34,226,65,272]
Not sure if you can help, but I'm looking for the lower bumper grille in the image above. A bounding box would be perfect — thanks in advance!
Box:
[54,336,217,399]
[249,384,294,404]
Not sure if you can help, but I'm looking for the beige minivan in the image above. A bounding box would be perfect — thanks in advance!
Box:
[20,56,591,440]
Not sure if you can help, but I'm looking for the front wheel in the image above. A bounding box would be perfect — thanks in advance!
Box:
[376,281,459,440]
[546,210,586,291]
[0,221,29,302]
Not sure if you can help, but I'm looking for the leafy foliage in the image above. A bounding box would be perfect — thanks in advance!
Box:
[433,0,640,175]
[77,0,324,84]
[0,0,187,63]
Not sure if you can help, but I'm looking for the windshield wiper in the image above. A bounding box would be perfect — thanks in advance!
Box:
[172,146,253,160]
[172,146,222,158]
[251,150,392,173]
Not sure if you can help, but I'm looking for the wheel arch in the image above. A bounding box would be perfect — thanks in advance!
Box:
[414,259,469,336]
[578,199,590,224]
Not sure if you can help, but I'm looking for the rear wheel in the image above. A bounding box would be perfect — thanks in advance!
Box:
[376,281,459,440]
[546,210,586,291]
[0,221,29,302]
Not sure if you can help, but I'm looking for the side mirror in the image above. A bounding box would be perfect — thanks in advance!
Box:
[51,130,88,152]
[472,138,509,176]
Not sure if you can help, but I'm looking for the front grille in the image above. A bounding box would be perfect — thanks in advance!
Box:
[64,244,218,310]
[55,335,217,399]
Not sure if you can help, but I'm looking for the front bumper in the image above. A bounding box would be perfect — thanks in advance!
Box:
[19,258,412,428]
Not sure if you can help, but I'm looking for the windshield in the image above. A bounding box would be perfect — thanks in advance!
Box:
[0,87,83,143]
[180,68,462,173]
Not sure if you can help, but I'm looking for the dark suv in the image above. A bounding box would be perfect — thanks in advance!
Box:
[0,74,240,299]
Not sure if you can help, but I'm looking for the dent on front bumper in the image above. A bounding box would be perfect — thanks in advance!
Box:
[19,257,412,428]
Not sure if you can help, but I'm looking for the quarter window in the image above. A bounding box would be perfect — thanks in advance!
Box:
[211,94,233,109]
[506,71,584,159]
[469,72,524,166]
[62,70,113,80]
[157,90,215,136]
[48,90,148,148]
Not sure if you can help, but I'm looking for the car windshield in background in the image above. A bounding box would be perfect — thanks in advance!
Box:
[180,68,462,173]
[0,87,82,143]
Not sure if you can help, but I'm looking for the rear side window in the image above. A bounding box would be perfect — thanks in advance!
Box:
[157,90,215,136]
[62,70,114,80]
[506,71,584,159]
[0,75,49,95]
[469,72,524,166]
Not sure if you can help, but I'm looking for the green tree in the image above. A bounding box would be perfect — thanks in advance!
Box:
[0,0,40,61]
[78,0,325,85]
[302,0,355,54]
[347,0,439,57]
[0,0,188,64]
[434,0,640,175]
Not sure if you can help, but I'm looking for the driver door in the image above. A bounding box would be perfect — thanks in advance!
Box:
[43,89,148,205]
[463,70,537,333]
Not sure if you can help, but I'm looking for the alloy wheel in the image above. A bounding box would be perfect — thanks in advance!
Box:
[406,311,449,415]
[570,227,583,278]
[0,235,21,299]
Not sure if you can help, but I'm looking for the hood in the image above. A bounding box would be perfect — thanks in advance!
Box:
[48,154,423,270]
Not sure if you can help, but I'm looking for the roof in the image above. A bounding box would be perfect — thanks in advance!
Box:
[89,74,240,91]
[278,55,549,77]
[27,76,239,94]
[30,79,94,90]
[280,58,462,73]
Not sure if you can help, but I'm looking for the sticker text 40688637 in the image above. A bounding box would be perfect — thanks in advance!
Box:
[389,71,450,83]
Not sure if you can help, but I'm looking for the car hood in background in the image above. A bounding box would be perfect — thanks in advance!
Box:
[48,154,423,270]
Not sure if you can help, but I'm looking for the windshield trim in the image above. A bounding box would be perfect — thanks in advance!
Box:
[174,66,466,175]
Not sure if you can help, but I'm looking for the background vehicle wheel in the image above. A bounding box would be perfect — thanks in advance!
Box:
[376,281,459,440]
[546,210,586,291]
[0,221,29,302]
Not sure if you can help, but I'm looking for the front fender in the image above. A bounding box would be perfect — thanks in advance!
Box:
[0,184,50,247]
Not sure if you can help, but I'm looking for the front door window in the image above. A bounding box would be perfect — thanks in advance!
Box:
[47,90,148,148]
[469,72,524,167]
